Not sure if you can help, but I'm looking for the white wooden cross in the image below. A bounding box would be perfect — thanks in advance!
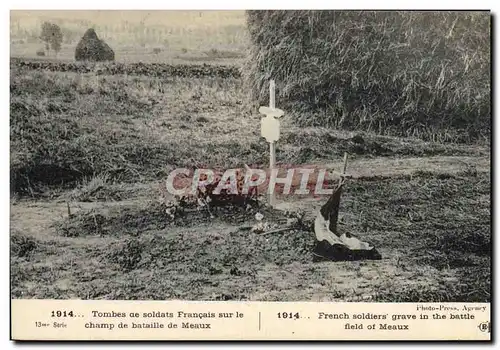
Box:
[259,80,284,208]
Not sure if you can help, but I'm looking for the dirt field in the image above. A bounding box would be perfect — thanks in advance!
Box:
[10,59,491,302]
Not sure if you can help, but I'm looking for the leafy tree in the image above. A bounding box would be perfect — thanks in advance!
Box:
[40,22,63,56]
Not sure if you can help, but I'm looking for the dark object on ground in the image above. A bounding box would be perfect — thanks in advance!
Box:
[312,240,382,262]
[36,50,45,57]
[313,155,382,262]
[75,28,115,62]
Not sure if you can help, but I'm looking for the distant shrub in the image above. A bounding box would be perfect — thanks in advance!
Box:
[40,22,63,55]
[36,49,45,57]
[152,47,162,54]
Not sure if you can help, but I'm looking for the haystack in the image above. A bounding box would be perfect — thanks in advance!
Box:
[313,177,381,262]
[244,11,490,140]
[75,28,115,62]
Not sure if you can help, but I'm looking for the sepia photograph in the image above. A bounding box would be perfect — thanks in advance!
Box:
[10,8,491,308]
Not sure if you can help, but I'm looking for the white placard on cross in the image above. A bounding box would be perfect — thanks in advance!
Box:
[259,80,284,208]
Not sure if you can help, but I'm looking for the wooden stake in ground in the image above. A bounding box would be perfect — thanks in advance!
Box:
[259,80,284,208]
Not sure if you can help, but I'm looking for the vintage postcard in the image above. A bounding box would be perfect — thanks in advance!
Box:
[9,9,491,341]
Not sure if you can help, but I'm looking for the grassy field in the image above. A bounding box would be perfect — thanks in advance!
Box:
[10,65,491,302]
[10,10,491,302]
